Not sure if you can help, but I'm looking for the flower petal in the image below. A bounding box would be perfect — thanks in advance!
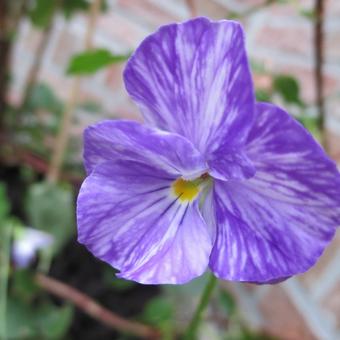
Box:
[12,228,53,268]
[209,103,340,282]
[124,17,254,157]
[77,160,212,284]
[208,149,256,181]
[84,120,207,179]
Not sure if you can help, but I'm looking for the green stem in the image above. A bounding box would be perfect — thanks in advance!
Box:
[38,249,53,274]
[183,273,218,340]
[0,221,12,340]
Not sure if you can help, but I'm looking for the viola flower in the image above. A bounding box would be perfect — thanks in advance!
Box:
[77,17,340,284]
[12,227,53,268]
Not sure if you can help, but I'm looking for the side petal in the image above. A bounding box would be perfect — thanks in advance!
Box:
[246,103,340,226]
[77,160,212,284]
[209,103,340,282]
[84,120,207,179]
[124,17,254,157]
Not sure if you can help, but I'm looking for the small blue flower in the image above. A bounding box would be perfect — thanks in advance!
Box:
[12,227,53,268]
[77,18,340,284]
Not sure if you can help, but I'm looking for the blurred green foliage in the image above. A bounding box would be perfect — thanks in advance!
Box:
[7,298,73,339]
[219,289,236,316]
[143,296,173,325]
[12,269,41,302]
[0,0,323,338]
[0,183,74,339]
[29,0,57,28]
[142,297,174,339]
[29,0,106,28]
[255,89,272,102]
[0,183,10,221]
[29,83,64,116]
[67,48,130,75]
[273,74,304,107]
[26,181,75,252]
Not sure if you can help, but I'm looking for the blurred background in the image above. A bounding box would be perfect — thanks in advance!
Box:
[0,0,339,339]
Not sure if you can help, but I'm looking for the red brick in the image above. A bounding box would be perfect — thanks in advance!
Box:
[19,25,43,53]
[117,0,180,27]
[255,25,312,58]
[268,0,313,17]
[234,0,266,10]
[105,63,125,92]
[326,130,340,163]
[253,73,272,91]
[325,29,340,62]
[321,282,340,328]
[113,99,143,122]
[51,28,82,67]
[298,231,340,290]
[326,0,340,17]
[259,286,317,340]
[96,12,147,48]
[193,0,229,19]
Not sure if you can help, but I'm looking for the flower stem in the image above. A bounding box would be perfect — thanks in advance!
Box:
[183,273,218,340]
[0,221,12,340]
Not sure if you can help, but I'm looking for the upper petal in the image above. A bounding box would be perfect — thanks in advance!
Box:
[77,160,212,284]
[84,120,207,179]
[124,17,255,157]
[209,103,340,282]
[208,149,256,181]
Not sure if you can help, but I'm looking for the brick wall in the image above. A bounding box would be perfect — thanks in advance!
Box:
[10,1,340,339]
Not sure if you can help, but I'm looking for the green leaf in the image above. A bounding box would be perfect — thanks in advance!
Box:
[62,0,90,18]
[79,100,102,113]
[29,0,56,28]
[0,182,10,221]
[219,289,236,316]
[67,49,130,75]
[142,297,173,326]
[6,298,73,339]
[300,9,315,21]
[62,0,108,18]
[273,74,304,106]
[226,11,240,19]
[29,83,64,114]
[111,278,135,291]
[6,298,37,339]
[36,304,73,339]
[103,267,135,291]
[12,269,40,302]
[250,59,267,73]
[26,182,75,251]
[255,89,272,102]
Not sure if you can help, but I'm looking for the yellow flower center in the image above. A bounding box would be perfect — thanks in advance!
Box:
[172,178,199,202]
[172,173,211,203]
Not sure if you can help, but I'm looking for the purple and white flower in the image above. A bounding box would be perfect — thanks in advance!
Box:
[12,227,53,268]
[77,18,340,284]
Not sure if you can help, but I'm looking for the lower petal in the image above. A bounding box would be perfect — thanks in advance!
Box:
[209,180,336,282]
[77,160,212,284]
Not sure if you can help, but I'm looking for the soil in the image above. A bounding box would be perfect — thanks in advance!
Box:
[51,239,159,340]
